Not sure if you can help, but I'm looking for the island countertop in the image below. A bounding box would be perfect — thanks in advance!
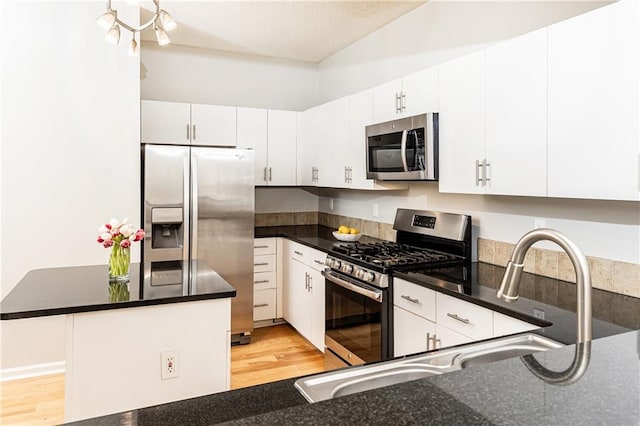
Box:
[0,260,236,320]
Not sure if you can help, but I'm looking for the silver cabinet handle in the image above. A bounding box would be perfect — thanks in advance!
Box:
[484,159,491,183]
[401,294,420,304]
[304,272,309,290]
[447,313,470,324]
[254,303,269,308]
[187,124,190,140]
[344,166,349,183]
[263,167,267,183]
[476,159,483,186]
[395,92,402,114]
[192,124,196,140]
[314,260,325,265]
[308,274,312,291]
[294,251,304,256]
[348,166,352,183]
[254,262,269,266]
[254,245,269,249]
[401,91,406,112]
[426,333,441,350]
[254,280,270,284]
[268,167,272,182]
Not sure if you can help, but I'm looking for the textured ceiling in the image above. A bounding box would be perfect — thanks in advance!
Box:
[140,1,426,63]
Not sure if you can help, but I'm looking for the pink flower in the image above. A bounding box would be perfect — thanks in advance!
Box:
[120,239,131,248]
[103,240,114,248]
[105,223,112,230]
[97,237,104,243]
[134,229,145,242]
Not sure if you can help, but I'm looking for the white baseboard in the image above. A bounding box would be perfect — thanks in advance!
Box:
[1,361,65,382]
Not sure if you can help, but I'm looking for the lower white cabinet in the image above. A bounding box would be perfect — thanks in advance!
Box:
[283,240,325,351]
[253,238,279,322]
[393,278,539,357]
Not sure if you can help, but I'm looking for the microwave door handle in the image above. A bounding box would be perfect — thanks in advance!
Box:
[400,130,409,172]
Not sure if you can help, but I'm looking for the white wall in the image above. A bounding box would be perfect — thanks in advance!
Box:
[1,1,140,370]
[141,43,319,111]
[317,0,611,102]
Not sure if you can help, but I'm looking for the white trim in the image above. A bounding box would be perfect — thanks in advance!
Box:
[0,361,65,382]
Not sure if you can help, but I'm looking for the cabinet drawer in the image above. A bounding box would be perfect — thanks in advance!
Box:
[253,288,276,321]
[493,311,538,337]
[393,278,436,322]
[309,248,327,272]
[254,254,276,273]
[436,293,493,340]
[288,242,310,264]
[254,271,276,291]
[254,238,276,256]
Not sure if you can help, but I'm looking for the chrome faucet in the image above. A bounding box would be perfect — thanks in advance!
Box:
[497,228,592,343]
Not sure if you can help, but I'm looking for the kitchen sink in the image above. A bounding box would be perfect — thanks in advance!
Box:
[295,333,563,403]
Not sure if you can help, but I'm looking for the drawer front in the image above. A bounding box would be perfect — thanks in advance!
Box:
[253,288,277,321]
[254,238,276,256]
[436,293,493,340]
[287,241,310,264]
[254,271,276,291]
[393,278,436,322]
[254,254,276,273]
[309,248,327,272]
[493,311,538,337]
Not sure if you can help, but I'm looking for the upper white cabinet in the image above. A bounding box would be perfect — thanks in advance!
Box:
[316,98,350,188]
[547,0,640,201]
[267,110,297,186]
[297,108,318,186]
[484,28,548,197]
[237,107,268,185]
[141,100,236,147]
[372,67,439,123]
[438,51,486,195]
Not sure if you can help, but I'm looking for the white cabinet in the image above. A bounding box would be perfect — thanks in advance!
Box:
[484,28,548,197]
[372,67,438,123]
[141,100,236,147]
[253,238,279,322]
[316,98,350,188]
[266,110,297,186]
[438,51,486,195]
[297,108,318,186]
[547,0,640,201]
[283,240,325,351]
[439,30,548,197]
[237,107,268,185]
[393,278,538,357]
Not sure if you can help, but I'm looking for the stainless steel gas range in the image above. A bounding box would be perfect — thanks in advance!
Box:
[323,209,472,369]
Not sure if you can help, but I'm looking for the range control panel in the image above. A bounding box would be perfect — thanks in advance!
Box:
[412,215,436,229]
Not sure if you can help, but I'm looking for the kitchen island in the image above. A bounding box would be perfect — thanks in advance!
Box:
[0,261,236,423]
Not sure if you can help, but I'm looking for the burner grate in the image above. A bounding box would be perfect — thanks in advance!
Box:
[331,242,462,269]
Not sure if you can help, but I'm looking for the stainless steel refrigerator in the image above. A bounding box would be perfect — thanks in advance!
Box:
[142,144,255,343]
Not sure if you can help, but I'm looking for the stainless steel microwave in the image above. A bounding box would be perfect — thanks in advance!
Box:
[365,113,438,181]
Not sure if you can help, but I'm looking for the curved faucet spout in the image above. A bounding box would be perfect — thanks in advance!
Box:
[497,228,592,343]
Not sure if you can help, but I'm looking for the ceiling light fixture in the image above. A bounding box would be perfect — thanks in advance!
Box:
[97,0,176,56]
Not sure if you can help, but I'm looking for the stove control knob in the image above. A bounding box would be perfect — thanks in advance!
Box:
[325,258,332,267]
[365,272,376,282]
[355,269,363,279]
[333,260,341,270]
[343,264,353,274]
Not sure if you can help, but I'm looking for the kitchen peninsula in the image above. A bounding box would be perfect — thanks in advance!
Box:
[0,261,236,423]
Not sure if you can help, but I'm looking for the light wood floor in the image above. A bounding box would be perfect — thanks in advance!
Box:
[0,323,324,426]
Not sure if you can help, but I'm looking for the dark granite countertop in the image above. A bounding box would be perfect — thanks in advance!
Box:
[0,260,236,320]
[64,225,640,424]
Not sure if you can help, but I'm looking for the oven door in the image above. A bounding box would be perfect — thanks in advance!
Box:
[322,270,388,368]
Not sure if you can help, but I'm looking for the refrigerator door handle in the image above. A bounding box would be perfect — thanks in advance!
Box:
[191,155,199,260]
[183,153,190,261]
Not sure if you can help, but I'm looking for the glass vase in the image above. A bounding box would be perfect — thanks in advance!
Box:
[109,244,130,282]
[108,281,130,303]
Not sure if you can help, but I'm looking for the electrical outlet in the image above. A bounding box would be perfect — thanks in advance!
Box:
[373,203,379,218]
[161,350,178,380]
[533,308,545,320]
[329,198,334,211]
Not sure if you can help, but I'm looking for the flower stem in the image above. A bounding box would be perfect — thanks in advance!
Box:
[109,245,130,279]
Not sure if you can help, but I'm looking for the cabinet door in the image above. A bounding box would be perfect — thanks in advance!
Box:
[141,100,191,145]
[402,67,439,117]
[435,324,472,350]
[283,256,311,338]
[485,29,548,197]
[237,107,268,185]
[548,0,639,201]
[348,90,375,189]
[438,51,486,194]
[308,267,325,352]
[267,110,297,185]
[297,108,318,186]
[394,306,436,357]
[372,79,402,123]
[317,98,350,188]
[191,104,237,147]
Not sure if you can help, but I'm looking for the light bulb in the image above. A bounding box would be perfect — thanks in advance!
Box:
[105,23,121,45]
[160,10,177,32]
[128,37,139,57]
[155,26,171,46]
[96,10,116,30]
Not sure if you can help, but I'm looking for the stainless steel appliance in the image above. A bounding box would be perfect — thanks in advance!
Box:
[142,144,255,344]
[365,113,439,181]
[323,209,471,368]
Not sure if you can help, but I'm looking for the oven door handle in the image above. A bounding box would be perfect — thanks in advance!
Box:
[322,270,383,303]
[400,129,409,172]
